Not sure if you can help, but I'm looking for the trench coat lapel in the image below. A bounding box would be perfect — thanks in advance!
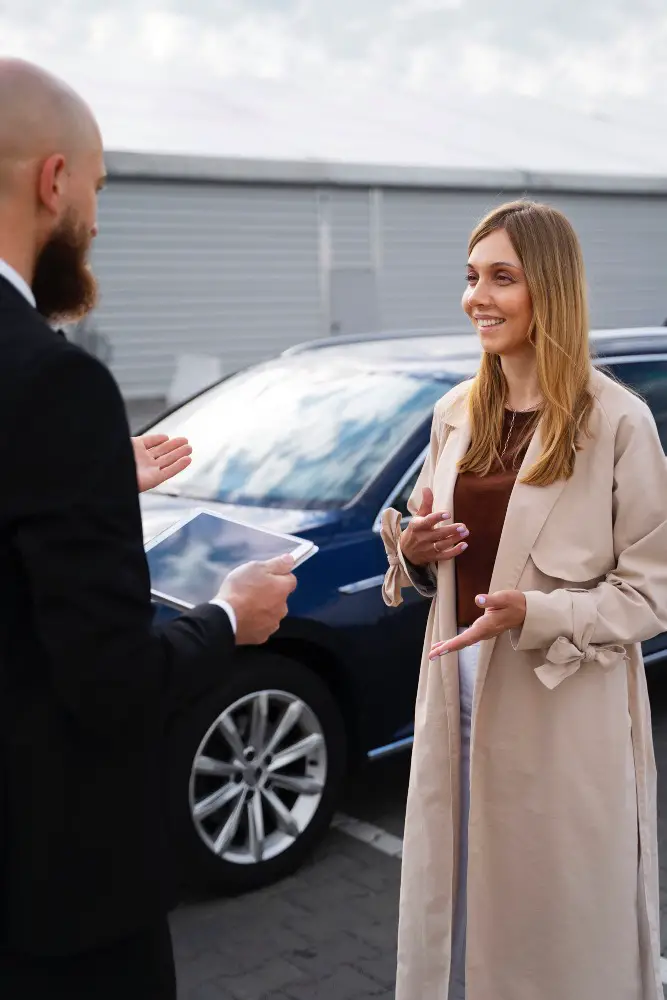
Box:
[438,425,472,523]
[472,420,567,708]
[433,408,472,706]
[436,383,473,516]
[435,408,472,630]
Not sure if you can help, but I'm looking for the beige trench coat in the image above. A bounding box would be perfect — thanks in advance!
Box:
[381,368,667,1000]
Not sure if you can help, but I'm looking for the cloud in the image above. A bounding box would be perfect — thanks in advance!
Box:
[1,0,665,105]
[1,0,666,164]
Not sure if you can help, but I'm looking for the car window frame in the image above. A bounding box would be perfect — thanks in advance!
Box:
[372,444,429,533]
[594,353,667,366]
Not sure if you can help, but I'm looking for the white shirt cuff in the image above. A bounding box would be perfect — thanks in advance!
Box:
[208,598,237,635]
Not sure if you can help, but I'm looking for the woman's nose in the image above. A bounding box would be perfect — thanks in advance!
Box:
[467,280,493,309]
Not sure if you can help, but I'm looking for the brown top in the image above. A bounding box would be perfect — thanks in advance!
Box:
[453,409,538,626]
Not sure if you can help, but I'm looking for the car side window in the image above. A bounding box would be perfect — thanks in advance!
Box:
[386,445,431,520]
[393,470,420,519]
[606,359,667,454]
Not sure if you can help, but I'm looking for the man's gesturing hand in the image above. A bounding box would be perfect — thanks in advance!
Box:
[429,590,527,659]
[218,555,298,646]
[132,433,193,493]
[400,487,469,567]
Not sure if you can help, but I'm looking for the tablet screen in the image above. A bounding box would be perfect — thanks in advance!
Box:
[146,510,313,610]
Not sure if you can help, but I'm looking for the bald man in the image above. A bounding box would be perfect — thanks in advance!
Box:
[0,60,297,998]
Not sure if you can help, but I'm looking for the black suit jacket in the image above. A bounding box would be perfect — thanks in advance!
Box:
[0,276,235,957]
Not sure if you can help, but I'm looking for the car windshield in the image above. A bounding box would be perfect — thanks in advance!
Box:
[149,357,452,508]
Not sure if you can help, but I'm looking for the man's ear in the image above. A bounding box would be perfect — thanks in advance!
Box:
[37,153,67,215]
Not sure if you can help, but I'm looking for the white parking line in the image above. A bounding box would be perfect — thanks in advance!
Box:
[333,813,404,859]
[660,955,667,984]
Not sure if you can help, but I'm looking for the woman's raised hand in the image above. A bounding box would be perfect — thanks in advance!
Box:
[400,488,470,567]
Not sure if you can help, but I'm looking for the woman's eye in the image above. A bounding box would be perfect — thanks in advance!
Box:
[496,273,512,283]
[466,273,477,284]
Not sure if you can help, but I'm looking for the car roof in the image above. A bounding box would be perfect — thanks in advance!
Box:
[283,326,667,376]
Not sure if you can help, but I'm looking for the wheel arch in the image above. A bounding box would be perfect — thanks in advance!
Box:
[263,636,364,770]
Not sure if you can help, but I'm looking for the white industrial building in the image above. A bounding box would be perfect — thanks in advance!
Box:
[84,86,667,404]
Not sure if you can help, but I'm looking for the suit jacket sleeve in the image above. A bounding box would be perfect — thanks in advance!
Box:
[7,343,236,736]
[514,401,667,654]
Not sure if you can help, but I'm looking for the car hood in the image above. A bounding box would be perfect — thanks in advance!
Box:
[140,491,340,546]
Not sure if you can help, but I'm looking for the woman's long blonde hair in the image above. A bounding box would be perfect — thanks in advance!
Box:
[457,200,594,487]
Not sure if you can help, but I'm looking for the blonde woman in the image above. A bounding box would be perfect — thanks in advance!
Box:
[382,201,667,1000]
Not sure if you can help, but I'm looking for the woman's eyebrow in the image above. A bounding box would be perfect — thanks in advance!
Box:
[467,260,522,269]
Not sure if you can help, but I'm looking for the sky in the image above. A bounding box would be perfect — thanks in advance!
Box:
[1,1,667,171]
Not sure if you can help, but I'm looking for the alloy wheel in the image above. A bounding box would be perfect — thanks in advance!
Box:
[189,689,328,865]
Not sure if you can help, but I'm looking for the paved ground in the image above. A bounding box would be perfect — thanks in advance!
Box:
[171,831,398,1000]
[169,666,667,999]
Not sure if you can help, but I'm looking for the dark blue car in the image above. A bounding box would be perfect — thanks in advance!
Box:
[140,328,667,893]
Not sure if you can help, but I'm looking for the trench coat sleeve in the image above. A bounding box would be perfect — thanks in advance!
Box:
[380,407,445,607]
[514,403,667,687]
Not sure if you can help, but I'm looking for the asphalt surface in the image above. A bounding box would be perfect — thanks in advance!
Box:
[169,666,667,999]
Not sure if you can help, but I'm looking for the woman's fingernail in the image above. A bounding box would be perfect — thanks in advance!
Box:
[476,594,486,605]
[441,512,451,520]
[460,542,468,551]
[460,529,469,538]
[457,525,467,534]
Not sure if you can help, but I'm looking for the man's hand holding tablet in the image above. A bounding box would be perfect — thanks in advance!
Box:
[145,509,318,644]
[216,555,297,645]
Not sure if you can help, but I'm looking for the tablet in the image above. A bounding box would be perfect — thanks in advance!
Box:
[145,508,317,611]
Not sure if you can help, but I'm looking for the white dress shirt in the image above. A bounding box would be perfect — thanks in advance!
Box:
[209,598,237,634]
[0,258,237,636]
[0,258,36,308]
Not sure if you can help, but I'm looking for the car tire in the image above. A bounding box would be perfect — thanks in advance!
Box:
[165,651,347,895]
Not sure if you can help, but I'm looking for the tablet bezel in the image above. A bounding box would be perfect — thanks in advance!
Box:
[145,507,316,611]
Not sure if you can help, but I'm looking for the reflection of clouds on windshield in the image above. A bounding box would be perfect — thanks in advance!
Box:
[153,360,446,506]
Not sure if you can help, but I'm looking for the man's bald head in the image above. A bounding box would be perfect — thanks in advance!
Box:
[0,59,105,323]
[0,58,99,174]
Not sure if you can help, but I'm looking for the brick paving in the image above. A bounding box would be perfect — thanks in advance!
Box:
[171,831,399,999]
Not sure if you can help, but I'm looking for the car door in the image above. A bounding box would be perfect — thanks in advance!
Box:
[603,354,667,664]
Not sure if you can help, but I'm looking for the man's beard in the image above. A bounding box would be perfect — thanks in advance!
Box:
[32,212,98,324]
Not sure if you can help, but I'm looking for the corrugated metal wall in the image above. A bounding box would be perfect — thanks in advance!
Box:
[379,188,667,331]
[92,181,323,398]
[323,189,380,336]
[536,192,667,328]
[325,189,373,267]
[379,189,493,330]
[91,175,667,400]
